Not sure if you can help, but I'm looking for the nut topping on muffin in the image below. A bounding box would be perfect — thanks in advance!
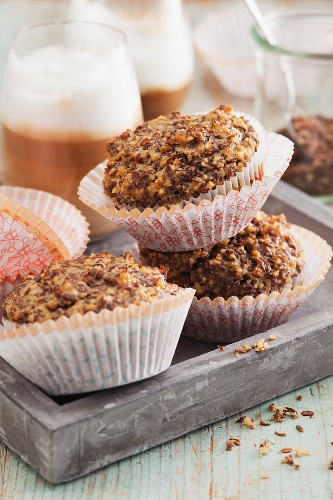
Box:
[104,105,260,208]
[139,212,305,299]
[3,253,179,324]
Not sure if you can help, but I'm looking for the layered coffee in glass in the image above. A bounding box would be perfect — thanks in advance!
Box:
[69,0,194,119]
[1,20,143,236]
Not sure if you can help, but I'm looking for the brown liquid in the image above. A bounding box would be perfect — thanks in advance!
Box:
[1,125,115,237]
[141,83,190,120]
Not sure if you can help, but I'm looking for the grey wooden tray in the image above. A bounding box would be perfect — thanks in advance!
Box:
[0,181,332,484]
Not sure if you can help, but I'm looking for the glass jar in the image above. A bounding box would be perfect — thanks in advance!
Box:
[252,8,333,203]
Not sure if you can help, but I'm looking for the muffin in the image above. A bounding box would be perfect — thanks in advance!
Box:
[137,213,332,343]
[139,212,305,299]
[0,253,195,395]
[3,252,179,325]
[103,105,262,209]
[79,117,294,252]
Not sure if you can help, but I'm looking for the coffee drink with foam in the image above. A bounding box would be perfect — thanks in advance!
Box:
[68,0,194,119]
[1,21,143,236]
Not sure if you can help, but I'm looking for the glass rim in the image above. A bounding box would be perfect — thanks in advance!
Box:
[13,18,127,56]
[251,8,333,61]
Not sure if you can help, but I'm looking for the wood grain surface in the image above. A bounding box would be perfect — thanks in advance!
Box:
[0,376,332,499]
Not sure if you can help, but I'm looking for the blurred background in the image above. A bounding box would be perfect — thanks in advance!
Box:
[1,0,333,207]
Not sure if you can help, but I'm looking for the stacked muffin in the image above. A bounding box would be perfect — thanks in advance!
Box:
[79,104,332,343]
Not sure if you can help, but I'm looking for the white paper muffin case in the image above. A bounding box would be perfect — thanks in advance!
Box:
[79,131,293,252]
[0,289,195,395]
[0,186,89,258]
[181,225,332,343]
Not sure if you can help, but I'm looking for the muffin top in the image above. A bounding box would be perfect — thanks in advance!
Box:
[139,212,305,300]
[104,105,259,209]
[3,253,180,325]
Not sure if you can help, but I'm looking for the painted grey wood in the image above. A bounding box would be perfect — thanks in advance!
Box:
[0,186,332,483]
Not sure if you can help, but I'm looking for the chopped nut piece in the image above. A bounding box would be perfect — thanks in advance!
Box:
[281,448,293,453]
[260,420,271,427]
[236,415,257,429]
[226,440,234,451]
[226,437,241,451]
[295,448,311,457]
[229,438,241,446]
[243,416,257,429]
[238,344,252,353]
[284,407,299,419]
[296,395,302,401]
[268,335,277,341]
[275,431,286,437]
[217,345,225,352]
[235,350,240,358]
[272,407,285,423]
[301,410,314,417]
[261,474,269,480]
[268,403,277,412]
[281,454,300,469]
[296,425,304,433]
[259,439,275,455]
[330,457,333,465]
[253,338,269,352]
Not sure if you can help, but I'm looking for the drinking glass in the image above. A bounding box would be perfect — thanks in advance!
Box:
[1,19,143,237]
[68,0,194,119]
[252,8,333,203]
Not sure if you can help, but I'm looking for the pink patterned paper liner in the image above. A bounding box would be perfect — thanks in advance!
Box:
[0,186,89,258]
[181,225,332,343]
[0,289,195,395]
[0,193,70,284]
[79,131,293,252]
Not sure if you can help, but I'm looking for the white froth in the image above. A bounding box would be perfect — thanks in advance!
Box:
[3,43,142,135]
[68,0,194,91]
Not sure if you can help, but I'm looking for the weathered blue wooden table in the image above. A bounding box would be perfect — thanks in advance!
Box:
[0,376,332,499]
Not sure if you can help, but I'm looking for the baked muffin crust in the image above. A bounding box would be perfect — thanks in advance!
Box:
[139,212,305,299]
[3,253,179,324]
[104,105,259,209]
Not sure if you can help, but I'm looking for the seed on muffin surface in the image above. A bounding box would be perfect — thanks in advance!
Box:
[139,212,305,300]
[3,253,180,324]
[103,105,260,209]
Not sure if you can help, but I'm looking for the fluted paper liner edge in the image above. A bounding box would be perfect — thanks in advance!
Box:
[0,186,90,258]
[0,289,195,395]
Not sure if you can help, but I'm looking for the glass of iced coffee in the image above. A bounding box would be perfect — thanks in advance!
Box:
[1,19,143,237]
[68,0,194,120]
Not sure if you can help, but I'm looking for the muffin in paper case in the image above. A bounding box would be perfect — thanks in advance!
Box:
[79,131,293,252]
[0,288,195,395]
[0,189,89,323]
[181,225,332,343]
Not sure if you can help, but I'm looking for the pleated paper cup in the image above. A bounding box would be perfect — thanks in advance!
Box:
[79,131,292,252]
[0,186,89,259]
[0,289,195,395]
[0,192,70,284]
[182,225,332,343]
